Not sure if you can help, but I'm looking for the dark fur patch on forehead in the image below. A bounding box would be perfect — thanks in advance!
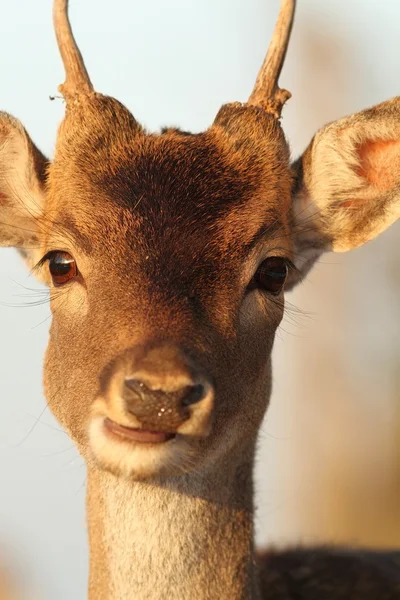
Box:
[94,133,259,223]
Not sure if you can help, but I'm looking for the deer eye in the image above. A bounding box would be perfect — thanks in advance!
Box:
[251,257,288,295]
[48,252,78,286]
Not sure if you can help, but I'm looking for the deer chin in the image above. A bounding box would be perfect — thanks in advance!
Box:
[88,415,206,480]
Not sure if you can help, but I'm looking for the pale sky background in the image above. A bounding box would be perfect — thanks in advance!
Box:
[0,1,399,598]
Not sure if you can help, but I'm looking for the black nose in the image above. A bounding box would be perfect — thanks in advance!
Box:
[117,342,214,432]
[123,377,209,431]
[124,378,206,408]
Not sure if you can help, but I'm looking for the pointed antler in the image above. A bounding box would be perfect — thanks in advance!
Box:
[53,0,94,99]
[248,0,296,118]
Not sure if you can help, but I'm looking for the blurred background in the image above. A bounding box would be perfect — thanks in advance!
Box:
[0,0,399,598]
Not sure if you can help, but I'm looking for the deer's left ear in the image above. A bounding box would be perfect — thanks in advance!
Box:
[287,96,400,289]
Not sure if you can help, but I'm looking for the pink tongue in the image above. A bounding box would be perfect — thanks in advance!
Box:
[104,418,174,443]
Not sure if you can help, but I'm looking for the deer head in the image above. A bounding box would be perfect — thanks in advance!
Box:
[0,0,399,482]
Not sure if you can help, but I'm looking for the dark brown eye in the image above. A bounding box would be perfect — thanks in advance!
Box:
[48,252,78,286]
[251,257,288,295]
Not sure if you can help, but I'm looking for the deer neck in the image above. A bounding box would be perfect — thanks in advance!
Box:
[86,446,260,600]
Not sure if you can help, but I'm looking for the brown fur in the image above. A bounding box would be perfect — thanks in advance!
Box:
[0,2,399,599]
[258,548,400,599]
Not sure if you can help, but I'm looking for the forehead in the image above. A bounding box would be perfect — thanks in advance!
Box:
[49,122,292,264]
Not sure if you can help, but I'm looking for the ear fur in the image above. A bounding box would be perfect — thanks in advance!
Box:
[288,96,400,288]
[0,112,48,266]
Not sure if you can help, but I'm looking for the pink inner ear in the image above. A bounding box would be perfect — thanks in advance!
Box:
[356,139,400,191]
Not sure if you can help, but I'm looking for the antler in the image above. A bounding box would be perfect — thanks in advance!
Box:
[53,0,94,99]
[248,0,296,118]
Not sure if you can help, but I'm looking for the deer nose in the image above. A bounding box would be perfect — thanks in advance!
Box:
[123,378,208,430]
[109,342,215,434]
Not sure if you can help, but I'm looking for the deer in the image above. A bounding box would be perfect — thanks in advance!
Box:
[1,0,399,598]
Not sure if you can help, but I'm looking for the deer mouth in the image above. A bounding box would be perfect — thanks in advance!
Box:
[104,417,176,444]
[89,412,207,479]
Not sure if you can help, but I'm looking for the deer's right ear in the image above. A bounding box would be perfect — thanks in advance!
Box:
[0,112,48,266]
[287,96,400,290]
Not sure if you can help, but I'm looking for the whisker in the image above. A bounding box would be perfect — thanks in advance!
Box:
[12,403,50,447]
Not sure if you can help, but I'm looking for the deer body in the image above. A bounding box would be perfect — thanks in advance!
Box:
[1,1,400,598]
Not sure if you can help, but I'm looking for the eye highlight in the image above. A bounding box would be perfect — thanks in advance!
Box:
[46,251,78,286]
[249,257,288,295]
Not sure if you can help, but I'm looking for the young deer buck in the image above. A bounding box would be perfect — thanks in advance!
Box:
[1,0,399,598]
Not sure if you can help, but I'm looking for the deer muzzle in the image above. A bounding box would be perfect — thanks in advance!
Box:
[97,341,215,439]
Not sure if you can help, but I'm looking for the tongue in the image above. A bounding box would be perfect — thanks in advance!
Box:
[104,418,174,443]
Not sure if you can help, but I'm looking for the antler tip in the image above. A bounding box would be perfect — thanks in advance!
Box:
[53,0,94,99]
[248,0,296,118]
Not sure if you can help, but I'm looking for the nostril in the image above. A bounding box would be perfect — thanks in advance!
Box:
[124,377,145,397]
[181,383,206,407]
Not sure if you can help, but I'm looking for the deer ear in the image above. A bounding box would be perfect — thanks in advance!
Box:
[0,112,48,266]
[287,96,400,289]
